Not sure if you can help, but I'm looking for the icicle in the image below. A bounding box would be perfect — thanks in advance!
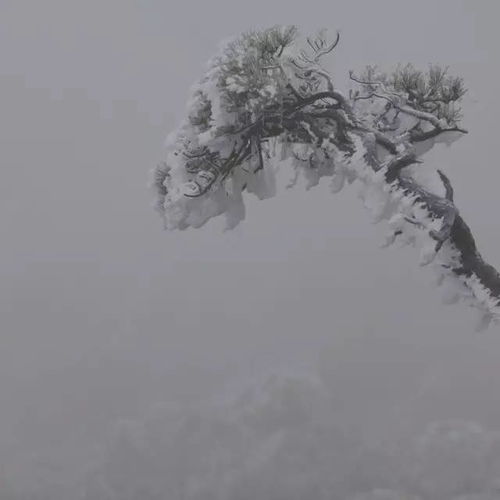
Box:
[330,169,346,193]
[419,242,438,266]
[380,230,400,248]
[440,282,461,305]
[280,139,289,161]
[475,310,493,332]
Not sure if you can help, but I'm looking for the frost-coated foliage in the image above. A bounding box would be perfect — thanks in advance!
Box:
[77,377,500,500]
[6,373,500,499]
[153,26,500,329]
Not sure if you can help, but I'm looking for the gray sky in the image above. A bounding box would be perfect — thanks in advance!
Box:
[1,0,500,496]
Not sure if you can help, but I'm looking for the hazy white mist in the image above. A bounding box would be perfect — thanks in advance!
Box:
[1,1,500,498]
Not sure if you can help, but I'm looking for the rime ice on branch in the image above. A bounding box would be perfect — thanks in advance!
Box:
[153,26,500,329]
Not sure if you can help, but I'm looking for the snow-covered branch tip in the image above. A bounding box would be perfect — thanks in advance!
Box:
[153,26,500,330]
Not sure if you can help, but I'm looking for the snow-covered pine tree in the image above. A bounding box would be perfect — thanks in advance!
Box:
[153,26,500,330]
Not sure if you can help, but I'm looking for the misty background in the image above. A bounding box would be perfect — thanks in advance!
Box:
[1,1,500,498]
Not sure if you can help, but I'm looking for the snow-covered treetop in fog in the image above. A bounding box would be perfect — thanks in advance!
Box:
[153,26,500,329]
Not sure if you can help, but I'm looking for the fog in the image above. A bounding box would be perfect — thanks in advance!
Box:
[1,1,500,498]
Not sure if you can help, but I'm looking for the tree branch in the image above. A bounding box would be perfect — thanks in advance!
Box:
[409,126,468,143]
